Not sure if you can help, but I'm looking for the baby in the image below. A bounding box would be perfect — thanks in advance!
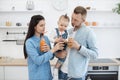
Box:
[49,14,70,80]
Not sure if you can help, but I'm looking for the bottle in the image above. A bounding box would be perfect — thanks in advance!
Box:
[40,33,46,52]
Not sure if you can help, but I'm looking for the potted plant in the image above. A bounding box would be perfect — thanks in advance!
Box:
[113,3,120,14]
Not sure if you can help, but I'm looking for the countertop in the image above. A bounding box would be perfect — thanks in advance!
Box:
[0,58,57,66]
[0,58,120,66]
[88,59,120,66]
[0,58,27,66]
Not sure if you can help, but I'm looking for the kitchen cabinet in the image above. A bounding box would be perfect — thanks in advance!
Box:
[119,66,120,80]
[4,66,28,80]
[0,66,4,80]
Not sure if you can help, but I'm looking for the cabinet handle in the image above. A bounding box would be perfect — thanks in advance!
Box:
[6,31,27,35]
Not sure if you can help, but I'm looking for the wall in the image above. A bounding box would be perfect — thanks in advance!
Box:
[0,0,120,58]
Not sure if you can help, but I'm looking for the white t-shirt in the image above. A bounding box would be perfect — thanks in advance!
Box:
[48,28,66,48]
[49,28,66,43]
[61,29,77,73]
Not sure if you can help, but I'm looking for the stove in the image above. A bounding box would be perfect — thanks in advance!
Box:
[116,58,120,61]
[88,58,118,71]
[86,59,119,80]
[89,58,117,63]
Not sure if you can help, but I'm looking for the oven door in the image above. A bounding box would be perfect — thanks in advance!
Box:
[86,71,118,80]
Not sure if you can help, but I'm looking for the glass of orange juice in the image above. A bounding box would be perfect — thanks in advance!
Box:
[67,37,73,48]
[40,37,46,52]
[92,21,97,26]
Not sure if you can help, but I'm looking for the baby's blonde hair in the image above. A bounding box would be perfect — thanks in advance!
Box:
[59,14,70,22]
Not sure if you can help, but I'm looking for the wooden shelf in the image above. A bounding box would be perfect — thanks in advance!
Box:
[0,10,43,13]
[0,26,28,29]
[87,9,112,12]
[89,26,120,29]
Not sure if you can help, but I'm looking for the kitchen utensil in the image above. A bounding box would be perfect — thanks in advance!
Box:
[16,23,22,26]
[26,0,34,10]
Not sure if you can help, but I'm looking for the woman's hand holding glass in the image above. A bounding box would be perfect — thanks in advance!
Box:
[40,44,50,52]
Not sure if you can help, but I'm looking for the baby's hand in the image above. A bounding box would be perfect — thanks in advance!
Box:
[55,37,64,42]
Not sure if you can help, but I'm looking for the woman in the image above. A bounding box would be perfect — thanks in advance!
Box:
[23,15,64,80]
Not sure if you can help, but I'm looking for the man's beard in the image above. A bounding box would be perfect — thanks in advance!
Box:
[72,23,81,31]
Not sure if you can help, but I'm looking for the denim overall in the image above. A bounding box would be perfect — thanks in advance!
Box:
[54,28,68,79]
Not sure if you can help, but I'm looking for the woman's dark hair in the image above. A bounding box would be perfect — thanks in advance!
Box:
[23,15,45,59]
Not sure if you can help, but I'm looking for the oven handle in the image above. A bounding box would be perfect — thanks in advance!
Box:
[88,72,117,75]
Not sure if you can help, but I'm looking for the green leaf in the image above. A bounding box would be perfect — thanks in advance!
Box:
[113,3,120,14]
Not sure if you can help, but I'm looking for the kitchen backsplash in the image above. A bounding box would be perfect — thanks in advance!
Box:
[0,0,120,58]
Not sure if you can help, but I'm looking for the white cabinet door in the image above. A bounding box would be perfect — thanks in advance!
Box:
[119,66,120,80]
[0,66,4,80]
[5,66,28,80]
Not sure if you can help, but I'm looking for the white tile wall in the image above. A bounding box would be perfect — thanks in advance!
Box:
[0,0,120,58]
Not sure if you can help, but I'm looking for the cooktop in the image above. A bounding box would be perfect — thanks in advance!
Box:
[116,58,120,61]
[89,58,117,63]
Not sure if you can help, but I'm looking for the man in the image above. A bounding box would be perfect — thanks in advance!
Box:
[60,6,99,80]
